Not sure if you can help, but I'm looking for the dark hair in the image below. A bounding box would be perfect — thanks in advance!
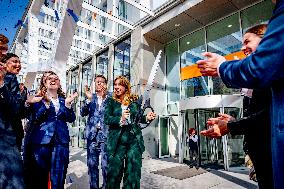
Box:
[245,24,268,38]
[0,34,9,44]
[0,53,19,64]
[94,74,107,83]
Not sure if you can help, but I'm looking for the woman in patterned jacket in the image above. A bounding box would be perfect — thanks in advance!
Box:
[104,76,156,189]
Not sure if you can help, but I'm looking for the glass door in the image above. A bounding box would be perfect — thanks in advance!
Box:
[159,116,170,158]
[182,108,224,168]
[197,109,224,168]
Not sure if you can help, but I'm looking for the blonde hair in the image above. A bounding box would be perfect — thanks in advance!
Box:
[113,76,138,105]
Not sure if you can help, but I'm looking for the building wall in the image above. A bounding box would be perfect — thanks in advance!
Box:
[65,0,275,163]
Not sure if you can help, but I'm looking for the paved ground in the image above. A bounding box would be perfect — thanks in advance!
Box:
[65,147,258,189]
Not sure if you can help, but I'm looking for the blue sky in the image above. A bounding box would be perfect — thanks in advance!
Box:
[0,0,29,48]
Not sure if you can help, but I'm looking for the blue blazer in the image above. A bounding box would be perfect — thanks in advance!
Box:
[80,93,111,141]
[219,1,284,188]
[32,97,76,145]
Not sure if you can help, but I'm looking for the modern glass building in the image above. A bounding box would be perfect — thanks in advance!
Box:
[11,0,274,170]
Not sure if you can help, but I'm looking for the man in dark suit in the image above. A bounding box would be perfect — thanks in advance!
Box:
[197,0,284,188]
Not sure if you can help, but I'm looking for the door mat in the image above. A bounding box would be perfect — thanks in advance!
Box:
[151,166,207,180]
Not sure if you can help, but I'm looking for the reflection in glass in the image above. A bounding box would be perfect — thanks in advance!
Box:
[70,69,79,94]
[206,13,241,95]
[166,40,180,102]
[114,37,131,80]
[96,50,108,78]
[81,61,93,95]
[79,61,93,147]
[180,29,208,98]
[241,0,274,32]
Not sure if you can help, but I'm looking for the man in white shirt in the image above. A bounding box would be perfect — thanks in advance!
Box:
[81,75,110,189]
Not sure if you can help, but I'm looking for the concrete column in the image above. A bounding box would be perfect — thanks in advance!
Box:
[130,26,143,93]
[92,54,97,76]
[108,0,118,35]
[129,26,167,158]
[107,44,115,91]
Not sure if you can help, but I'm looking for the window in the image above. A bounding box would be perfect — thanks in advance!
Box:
[114,37,131,80]
[166,40,180,102]
[180,29,208,98]
[96,50,108,78]
[241,0,274,32]
[206,13,242,95]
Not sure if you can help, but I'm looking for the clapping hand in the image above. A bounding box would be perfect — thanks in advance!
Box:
[26,95,43,104]
[0,63,7,86]
[197,52,226,76]
[200,113,234,138]
[85,85,92,100]
[66,91,78,105]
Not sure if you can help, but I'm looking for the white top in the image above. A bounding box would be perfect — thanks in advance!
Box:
[50,98,60,114]
[97,96,103,110]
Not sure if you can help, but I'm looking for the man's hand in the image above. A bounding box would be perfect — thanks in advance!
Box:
[200,117,229,138]
[217,113,235,122]
[0,63,7,86]
[85,85,92,100]
[197,52,226,76]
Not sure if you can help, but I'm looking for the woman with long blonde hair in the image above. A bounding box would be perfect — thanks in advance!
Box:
[104,76,156,189]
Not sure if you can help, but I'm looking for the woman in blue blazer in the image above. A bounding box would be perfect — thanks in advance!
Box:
[30,71,77,189]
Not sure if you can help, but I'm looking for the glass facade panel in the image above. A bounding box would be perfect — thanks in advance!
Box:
[166,40,180,102]
[114,37,131,80]
[206,13,242,95]
[241,0,274,32]
[73,62,92,149]
[224,107,244,167]
[96,50,109,78]
[160,117,169,156]
[70,69,79,94]
[180,29,208,98]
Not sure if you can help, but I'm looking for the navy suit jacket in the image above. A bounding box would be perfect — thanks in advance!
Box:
[0,85,20,145]
[32,97,76,145]
[219,1,284,188]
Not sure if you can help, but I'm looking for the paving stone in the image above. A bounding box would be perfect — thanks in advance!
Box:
[65,147,258,189]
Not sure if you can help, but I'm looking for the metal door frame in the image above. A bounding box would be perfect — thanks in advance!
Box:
[158,116,170,158]
[178,95,243,170]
